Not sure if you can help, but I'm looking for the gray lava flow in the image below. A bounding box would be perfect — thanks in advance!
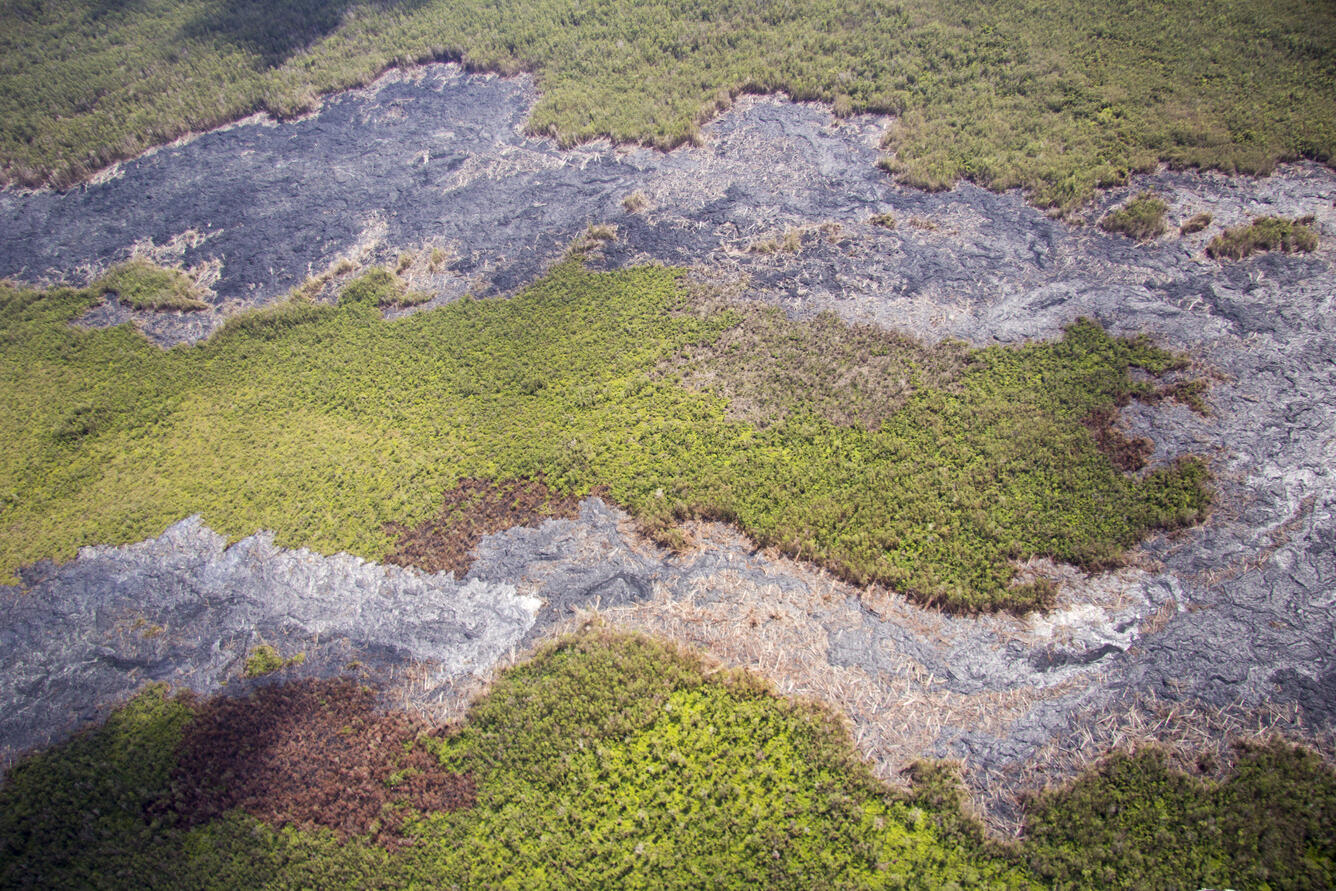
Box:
[2,63,1334,807]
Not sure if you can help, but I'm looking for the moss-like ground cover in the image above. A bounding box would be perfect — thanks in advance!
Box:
[0,261,1207,611]
[2,0,1334,210]
[4,631,1333,888]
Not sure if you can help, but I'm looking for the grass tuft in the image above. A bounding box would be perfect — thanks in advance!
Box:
[1099,192,1168,241]
[621,190,650,213]
[96,258,208,311]
[1179,212,1213,235]
[1206,215,1319,260]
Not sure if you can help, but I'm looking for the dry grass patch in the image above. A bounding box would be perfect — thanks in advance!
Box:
[1099,192,1168,241]
[621,190,650,212]
[1179,212,1213,235]
[664,301,971,429]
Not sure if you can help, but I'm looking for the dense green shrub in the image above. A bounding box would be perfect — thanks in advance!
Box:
[2,0,1334,209]
[0,685,195,889]
[0,260,1208,612]
[5,633,1333,888]
[1207,215,1319,259]
[0,633,1033,888]
[1099,192,1168,241]
[1025,743,1336,889]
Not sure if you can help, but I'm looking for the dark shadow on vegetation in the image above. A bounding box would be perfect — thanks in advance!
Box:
[180,0,423,69]
[154,679,473,845]
[87,0,147,21]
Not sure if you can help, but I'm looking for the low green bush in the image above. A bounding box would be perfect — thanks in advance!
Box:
[1099,192,1167,241]
[1207,215,1319,260]
[96,258,208,311]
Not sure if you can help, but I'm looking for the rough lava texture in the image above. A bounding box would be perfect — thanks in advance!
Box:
[0,517,540,766]
[2,63,1334,813]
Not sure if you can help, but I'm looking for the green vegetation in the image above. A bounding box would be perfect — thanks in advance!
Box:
[0,685,198,889]
[1207,215,1319,260]
[339,266,430,308]
[2,0,1334,210]
[1098,192,1168,241]
[97,258,208,311]
[415,632,1032,886]
[5,632,1333,888]
[242,644,304,677]
[1179,212,1213,235]
[870,212,897,229]
[1025,743,1336,888]
[0,632,1030,888]
[0,260,1208,611]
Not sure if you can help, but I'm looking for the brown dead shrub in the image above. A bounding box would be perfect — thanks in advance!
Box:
[155,679,472,846]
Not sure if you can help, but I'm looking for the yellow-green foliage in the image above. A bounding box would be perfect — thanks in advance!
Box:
[339,267,429,308]
[242,643,302,677]
[411,631,1032,886]
[97,258,208,311]
[1024,743,1336,888]
[2,0,1334,209]
[1207,215,1319,259]
[0,261,1208,612]
[4,633,1334,888]
[0,633,1035,887]
[1099,192,1168,241]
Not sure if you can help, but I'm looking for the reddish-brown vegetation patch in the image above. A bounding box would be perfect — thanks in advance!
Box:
[156,679,472,846]
[386,477,599,576]
[1084,407,1153,473]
